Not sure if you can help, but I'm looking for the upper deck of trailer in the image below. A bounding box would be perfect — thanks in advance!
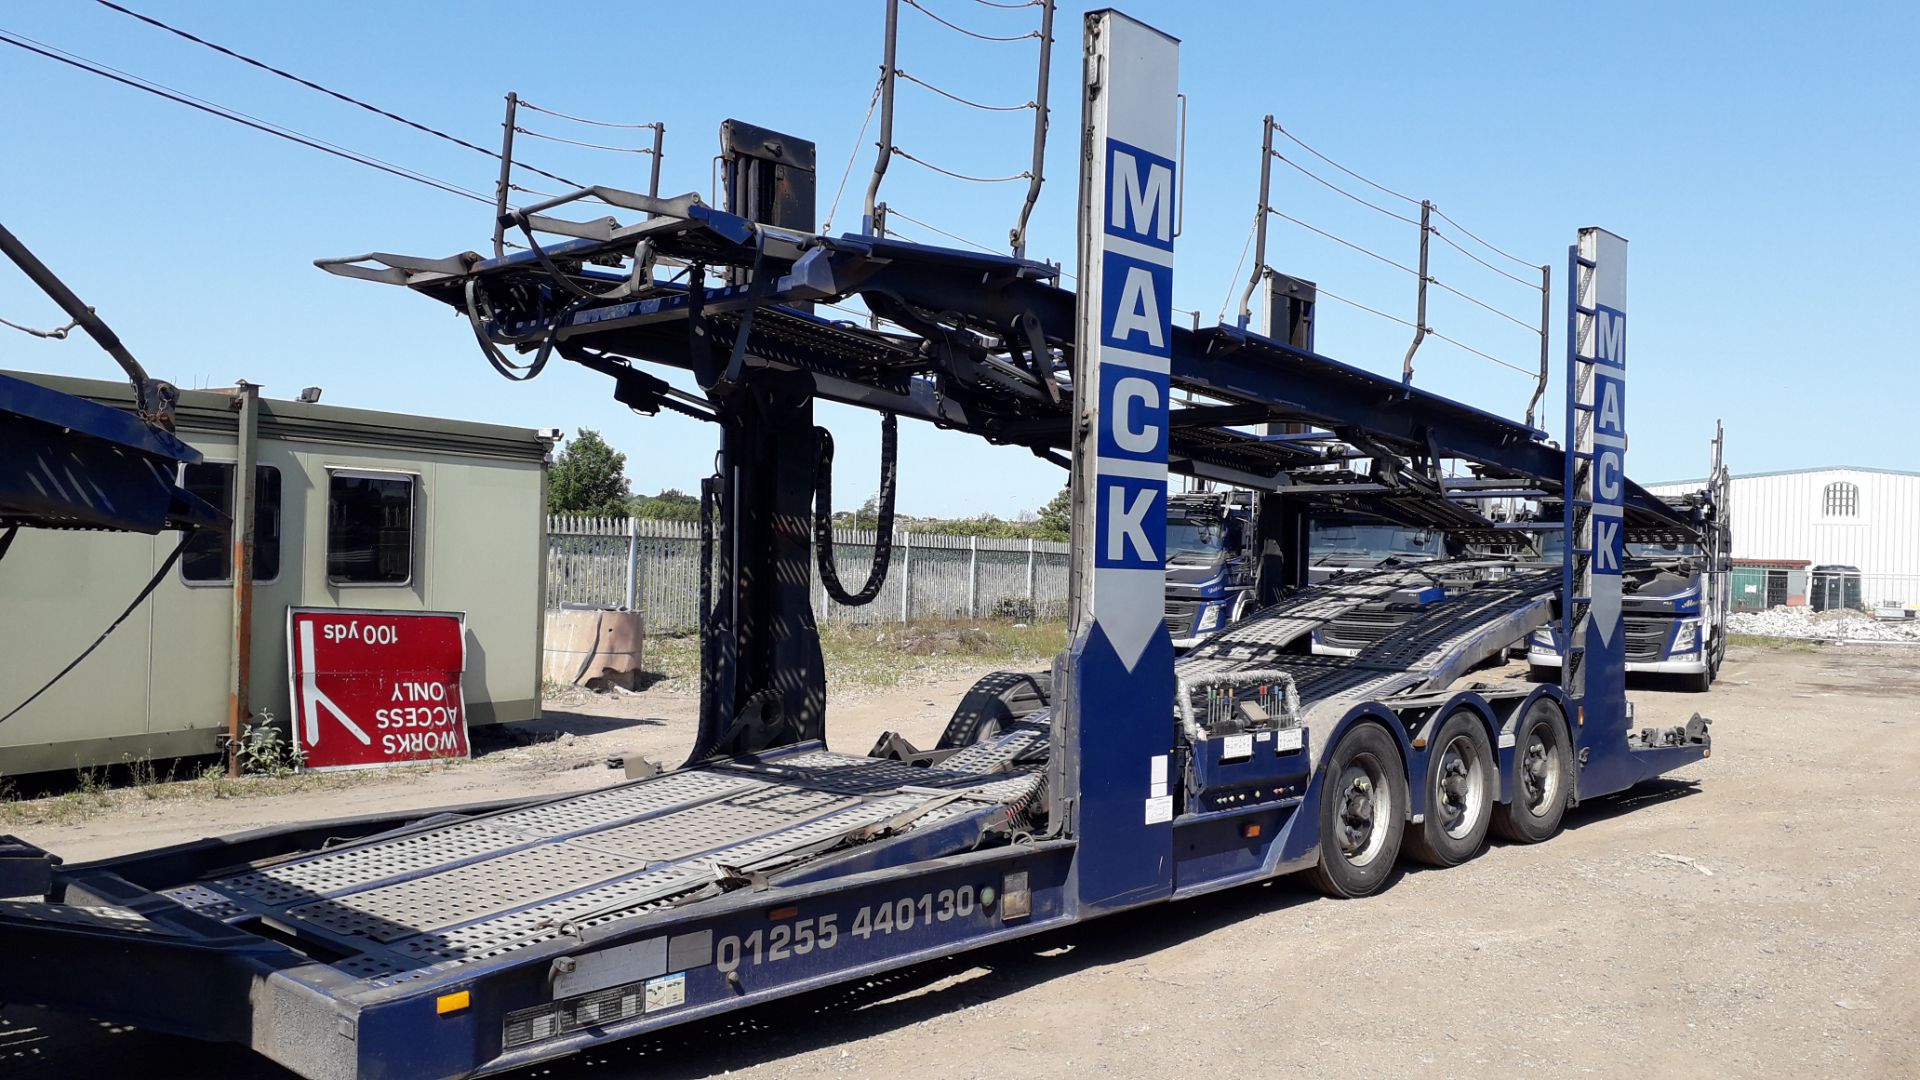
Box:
[321,194,1694,540]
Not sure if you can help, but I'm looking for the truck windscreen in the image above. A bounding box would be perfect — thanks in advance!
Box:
[1167,520,1224,559]
[1309,520,1442,560]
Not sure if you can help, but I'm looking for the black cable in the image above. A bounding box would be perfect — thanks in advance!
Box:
[91,0,585,190]
[695,473,721,759]
[0,528,194,725]
[814,414,898,607]
[0,30,491,204]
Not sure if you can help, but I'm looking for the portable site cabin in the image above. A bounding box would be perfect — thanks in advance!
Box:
[0,371,553,776]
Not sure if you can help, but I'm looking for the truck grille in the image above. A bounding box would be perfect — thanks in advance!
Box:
[1624,616,1669,663]
[1165,602,1195,637]
[1322,609,1409,648]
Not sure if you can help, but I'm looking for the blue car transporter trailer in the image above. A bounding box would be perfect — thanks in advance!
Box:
[0,12,1708,1078]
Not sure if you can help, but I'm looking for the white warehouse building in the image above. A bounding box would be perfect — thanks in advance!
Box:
[1645,466,1920,610]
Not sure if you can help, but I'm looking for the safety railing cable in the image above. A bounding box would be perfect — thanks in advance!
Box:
[1,312,80,340]
[823,76,885,233]
[1270,151,1420,226]
[1431,205,1538,269]
[896,69,1036,112]
[1247,117,1552,398]
[1271,121,1421,208]
[891,146,1031,184]
[1314,286,1536,378]
[885,207,999,253]
[1266,206,1421,277]
[903,0,1042,41]
[865,0,1054,256]
[1430,227,1542,289]
[513,127,656,154]
[517,100,664,130]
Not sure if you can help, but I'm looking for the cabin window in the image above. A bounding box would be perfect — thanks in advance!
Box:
[1822,481,1858,518]
[328,470,415,585]
[179,463,282,584]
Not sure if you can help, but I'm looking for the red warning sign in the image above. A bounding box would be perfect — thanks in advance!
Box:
[287,608,470,771]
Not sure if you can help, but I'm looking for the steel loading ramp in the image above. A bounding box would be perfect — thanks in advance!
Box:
[93,731,1047,992]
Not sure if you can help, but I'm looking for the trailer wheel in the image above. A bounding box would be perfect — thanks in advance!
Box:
[1404,710,1495,867]
[1305,722,1407,899]
[1490,700,1573,844]
[937,670,1052,750]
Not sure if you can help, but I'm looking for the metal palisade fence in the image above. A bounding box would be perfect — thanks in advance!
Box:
[546,516,1071,632]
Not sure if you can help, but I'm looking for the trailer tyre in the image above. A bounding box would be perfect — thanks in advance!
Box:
[937,670,1052,750]
[1305,722,1407,899]
[1404,710,1495,867]
[1491,700,1573,844]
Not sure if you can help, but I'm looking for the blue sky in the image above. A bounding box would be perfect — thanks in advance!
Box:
[3,1,1914,511]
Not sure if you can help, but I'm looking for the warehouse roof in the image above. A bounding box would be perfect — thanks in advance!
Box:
[1647,465,1920,487]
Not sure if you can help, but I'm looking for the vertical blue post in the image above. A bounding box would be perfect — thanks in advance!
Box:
[1056,9,1181,913]
[1563,227,1633,795]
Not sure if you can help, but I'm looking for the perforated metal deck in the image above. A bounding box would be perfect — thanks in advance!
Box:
[181,728,1046,988]
[1177,564,1557,722]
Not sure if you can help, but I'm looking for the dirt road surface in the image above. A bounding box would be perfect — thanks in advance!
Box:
[4,643,1917,1078]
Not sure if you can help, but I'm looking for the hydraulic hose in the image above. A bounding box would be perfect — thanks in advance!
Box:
[698,475,718,715]
[814,413,897,607]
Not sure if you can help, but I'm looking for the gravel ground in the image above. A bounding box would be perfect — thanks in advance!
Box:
[4,643,1917,1079]
[1730,605,1920,643]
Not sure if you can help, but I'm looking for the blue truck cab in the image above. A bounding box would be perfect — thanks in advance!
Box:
[1305,512,1459,656]
[1164,491,1256,648]
[1525,535,1727,690]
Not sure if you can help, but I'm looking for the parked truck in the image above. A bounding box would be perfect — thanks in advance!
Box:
[1526,425,1731,690]
[0,15,1710,1079]
[1163,490,1256,647]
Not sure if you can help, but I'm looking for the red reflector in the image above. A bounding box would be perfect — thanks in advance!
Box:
[768,906,800,921]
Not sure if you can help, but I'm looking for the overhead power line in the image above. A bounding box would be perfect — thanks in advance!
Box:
[0,29,492,204]
[89,0,583,189]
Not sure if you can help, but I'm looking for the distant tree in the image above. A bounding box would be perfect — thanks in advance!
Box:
[1035,487,1071,540]
[632,487,701,522]
[547,429,632,517]
[853,493,882,529]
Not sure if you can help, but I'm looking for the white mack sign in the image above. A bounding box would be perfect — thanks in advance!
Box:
[1072,12,1179,672]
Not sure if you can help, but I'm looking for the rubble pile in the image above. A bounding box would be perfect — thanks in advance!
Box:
[1729,606,1920,643]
